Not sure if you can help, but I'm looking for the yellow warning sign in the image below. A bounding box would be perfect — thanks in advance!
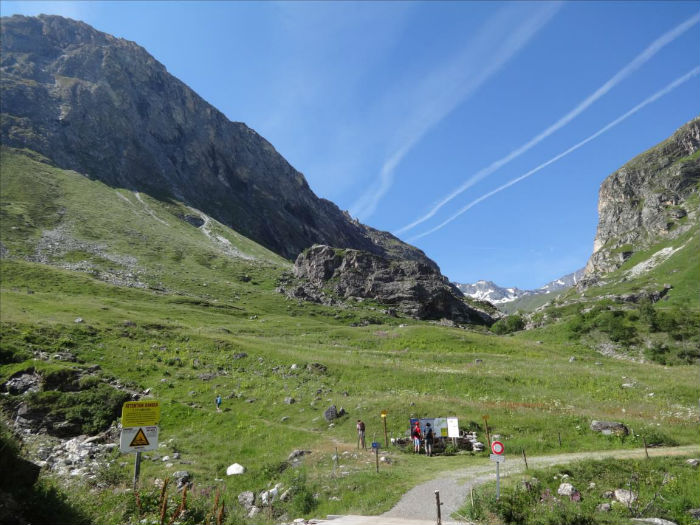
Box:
[129,428,150,447]
[122,400,160,427]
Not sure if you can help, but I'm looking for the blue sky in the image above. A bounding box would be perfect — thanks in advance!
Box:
[3,1,699,289]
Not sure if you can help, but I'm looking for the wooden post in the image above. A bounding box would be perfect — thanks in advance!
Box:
[375,446,379,473]
[642,436,649,459]
[383,415,388,448]
[470,487,474,508]
[558,432,562,448]
[133,451,141,489]
[522,448,528,470]
[483,416,491,448]
[435,490,442,525]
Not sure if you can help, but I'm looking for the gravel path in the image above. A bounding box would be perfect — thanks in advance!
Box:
[380,445,699,523]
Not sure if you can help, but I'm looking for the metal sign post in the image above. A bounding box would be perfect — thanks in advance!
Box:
[372,442,380,472]
[496,460,500,500]
[133,451,141,489]
[120,400,161,489]
[490,441,505,501]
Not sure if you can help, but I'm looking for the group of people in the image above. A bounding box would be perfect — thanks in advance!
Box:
[411,421,435,456]
[356,419,436,455]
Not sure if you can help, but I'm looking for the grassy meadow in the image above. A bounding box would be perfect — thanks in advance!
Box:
[1,148,699,524]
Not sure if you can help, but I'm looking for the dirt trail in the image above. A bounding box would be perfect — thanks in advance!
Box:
[380,445,699,523]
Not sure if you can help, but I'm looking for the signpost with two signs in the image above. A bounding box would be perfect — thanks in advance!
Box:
[120,400,160,488]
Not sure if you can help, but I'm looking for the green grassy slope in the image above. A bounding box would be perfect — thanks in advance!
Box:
[522,227,700,364]
[1,148,698,524]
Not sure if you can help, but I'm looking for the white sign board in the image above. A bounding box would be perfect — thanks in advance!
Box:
[120,426,159,453]
[490,454,505,463]
[447,417,460,438]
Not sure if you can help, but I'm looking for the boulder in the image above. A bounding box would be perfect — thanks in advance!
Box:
[172,470,191,490]
[596,503,612,512]
[237,491,255,509]
[557,483,577,497]
[324,405,338,421]
[685,458,699,467]
[590,420,629,435]
[614,488,637,505]
[226,463,245,476]
[288,449,310,461]
[289,245,494,325]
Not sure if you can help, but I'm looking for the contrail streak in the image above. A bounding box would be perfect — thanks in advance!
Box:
[408,66,700,242]
[396,12,700,235]
[349,2,562,220]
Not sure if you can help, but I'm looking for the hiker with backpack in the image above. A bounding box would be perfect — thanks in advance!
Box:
[424,422,434,456]
[356,419,366,449]
[411,421,422,453]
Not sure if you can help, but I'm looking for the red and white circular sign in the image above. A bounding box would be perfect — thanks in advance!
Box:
[491,441,504,455]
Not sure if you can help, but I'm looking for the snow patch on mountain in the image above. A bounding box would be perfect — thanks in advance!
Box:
[456,269,585,305]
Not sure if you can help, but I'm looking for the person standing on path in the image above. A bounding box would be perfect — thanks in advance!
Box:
[424,422,434,456]
[411,421,422,453]
[215,394,222,412]
[357,419,366,449]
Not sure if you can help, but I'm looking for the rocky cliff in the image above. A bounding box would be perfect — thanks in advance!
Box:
[582,117,700,282]
[284,245,493,325]
[0,14,434,268]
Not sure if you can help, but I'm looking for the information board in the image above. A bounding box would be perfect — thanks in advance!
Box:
[447,417,460,438]
[121,400,160,427]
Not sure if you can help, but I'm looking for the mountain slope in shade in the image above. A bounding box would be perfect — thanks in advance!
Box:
[0,14,435,269]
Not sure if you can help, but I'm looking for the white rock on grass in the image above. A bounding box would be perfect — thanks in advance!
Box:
[226,463,246,475]
[614,489,637,505]
[631,519,678,525]
[557,483,576,496]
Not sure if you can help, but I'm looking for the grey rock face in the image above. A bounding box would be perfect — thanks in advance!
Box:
[2,373,41,395]
[0,14,434,267]
[582,118,700,283]
[288,245,493,324]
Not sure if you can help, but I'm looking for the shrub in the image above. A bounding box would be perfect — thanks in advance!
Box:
[491,315,525,335]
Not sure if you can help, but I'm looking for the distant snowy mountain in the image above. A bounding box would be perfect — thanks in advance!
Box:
[455,269,585,305]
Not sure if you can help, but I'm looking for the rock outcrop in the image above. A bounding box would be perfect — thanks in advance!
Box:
[0,15,433,268]
[286,245,493,325]
[582,118,700,283]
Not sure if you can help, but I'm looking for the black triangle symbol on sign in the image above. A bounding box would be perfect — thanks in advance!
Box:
[130,428,149,447]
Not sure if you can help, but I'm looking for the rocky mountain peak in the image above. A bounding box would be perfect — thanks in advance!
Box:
[582,117,700,282]
[283,245,493,324]
[0,14,434,268]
